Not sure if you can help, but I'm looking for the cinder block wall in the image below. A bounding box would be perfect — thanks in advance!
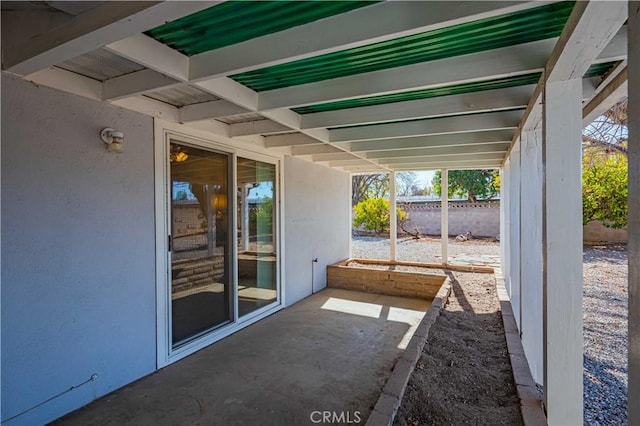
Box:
[353,201,502,238]
[583,220,628,242]
[400,202,501,237]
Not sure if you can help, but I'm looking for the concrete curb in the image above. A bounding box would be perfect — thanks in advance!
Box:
[365,278,452,426]
[494,269,548,426]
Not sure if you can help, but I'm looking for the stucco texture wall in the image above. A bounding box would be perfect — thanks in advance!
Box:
[399,202,500,237]
[1,73,156,424]
[283,156,351,306]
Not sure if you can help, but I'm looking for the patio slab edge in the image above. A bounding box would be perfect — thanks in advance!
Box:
[365,277,452,426]
[494,269,548,426]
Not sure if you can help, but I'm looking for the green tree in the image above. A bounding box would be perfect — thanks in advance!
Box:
[582,154,627,228]
[432,170,499,201]
[353,198,408,235]
[351,172,417,205]
[255,197,273,233]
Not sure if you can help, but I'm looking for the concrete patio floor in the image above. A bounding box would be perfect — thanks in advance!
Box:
[56,288,430,425]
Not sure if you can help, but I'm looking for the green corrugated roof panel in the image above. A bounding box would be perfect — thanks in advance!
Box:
[293,74,542,114]
[145,1,376,56]
[232,2,576,91]
[293,61,618,115]
[584,61,618,78]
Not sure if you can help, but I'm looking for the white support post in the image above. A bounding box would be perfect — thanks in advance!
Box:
[542,78,583,425]
[441,169,448,265]
[389,172,397,262]
[502,161,512,293]
[520,127,544,384]
[509,141,522,328]
[628,2,640,424]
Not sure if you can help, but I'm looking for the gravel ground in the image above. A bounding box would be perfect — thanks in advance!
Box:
[352,236,500,263]
[353,238,629,424]
[583,244,628,426]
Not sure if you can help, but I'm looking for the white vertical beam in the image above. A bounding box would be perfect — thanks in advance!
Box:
[349,174,353,260]
[509,141,522,328]
[389,172,397,262]
[520,127,544,384]
[542,78,583,425]
[628,2,640,425]
[441,169,448,265]
[502,161,511,291]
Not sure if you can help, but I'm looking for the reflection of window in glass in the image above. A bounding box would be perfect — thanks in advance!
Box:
[237,158,277,317]
[172,182,197,202]
[169,142,232,347]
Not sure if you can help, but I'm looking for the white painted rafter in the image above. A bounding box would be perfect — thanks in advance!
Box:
[264,133,321,148]
[380,152,505,165]
[25,67,181,122]
[344,130,513,153]
[330,110,522,143]
[179,100,251,123]
[583,62,628,124]
[300,85,535,130]
[343,159,502,172]
[103,69,181,101]
[188,1,536,81]
[313,152,365,162]
[363,142,510,160]
[504,0,628,164]
[4,2,215,76]
[257,29,626,111]
[291,145,346,156]
[258,38,556,110]
[229,120,291,137]
[105,34,190,81]
[545,2,627,82]
[312,142,508,162]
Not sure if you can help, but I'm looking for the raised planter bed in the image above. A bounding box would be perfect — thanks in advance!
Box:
[327,258,448,300]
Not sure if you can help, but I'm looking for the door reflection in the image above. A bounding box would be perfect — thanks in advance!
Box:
[170,142,231,346]
[237,158,277,317]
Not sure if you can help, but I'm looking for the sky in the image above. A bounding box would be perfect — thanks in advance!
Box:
[414,170,436,188]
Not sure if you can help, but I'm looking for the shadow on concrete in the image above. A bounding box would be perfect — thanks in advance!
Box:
[56,289,430,426]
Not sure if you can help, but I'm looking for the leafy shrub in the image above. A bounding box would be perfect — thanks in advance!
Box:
[353,198,408,235]
[582,154,627,228]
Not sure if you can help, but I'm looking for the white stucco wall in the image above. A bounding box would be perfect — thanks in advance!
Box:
[1,73,157,424]
[283,156,351,306]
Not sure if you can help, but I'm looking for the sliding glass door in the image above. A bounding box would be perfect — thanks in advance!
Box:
[237,158,278,317]
[159,133,281,358]
[169,142,232,347]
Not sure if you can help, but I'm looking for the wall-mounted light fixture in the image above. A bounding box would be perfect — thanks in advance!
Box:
[169,145,188,163]
[100,128,124,153]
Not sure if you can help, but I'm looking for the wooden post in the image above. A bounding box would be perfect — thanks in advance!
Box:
[509,141,522,328]
[520,127,544,384]
[542,78,583,424]
[389,171,397,262]
[441,169,448,265]
[628,2,640,424]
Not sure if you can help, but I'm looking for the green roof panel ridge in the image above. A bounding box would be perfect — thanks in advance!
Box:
[293,73,543,114]
[146,2,377,56]
[232,2,576,91]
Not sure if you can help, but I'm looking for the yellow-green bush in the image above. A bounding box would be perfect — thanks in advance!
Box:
[353,198,408,235]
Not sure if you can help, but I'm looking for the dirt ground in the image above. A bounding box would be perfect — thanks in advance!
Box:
[394,271,523,426]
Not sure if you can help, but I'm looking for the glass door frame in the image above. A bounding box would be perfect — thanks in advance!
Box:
[154,123,283,367]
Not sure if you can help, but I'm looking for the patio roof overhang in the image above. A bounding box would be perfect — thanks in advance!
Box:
[1,1,628,173]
